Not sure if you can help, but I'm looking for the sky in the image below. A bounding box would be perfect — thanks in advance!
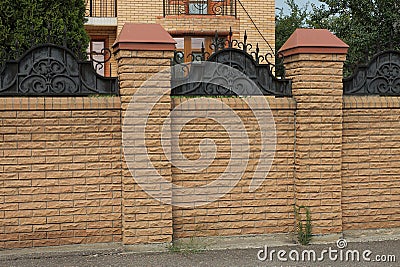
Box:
[275,0,322,14]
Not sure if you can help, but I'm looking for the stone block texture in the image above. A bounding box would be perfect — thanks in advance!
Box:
[284,53,346,234]
[342,96,400,230]
[170,97,296,238]
[0,97,122,249]
[115,49,174,244]
[2,36,400,249]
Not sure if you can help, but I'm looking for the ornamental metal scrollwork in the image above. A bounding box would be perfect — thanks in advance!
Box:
[171,30,292,97]
[343,50,400,95]
[0,44,118,96]
[163,0,236,16]
[89,47,113,75]
[19,58,78,94]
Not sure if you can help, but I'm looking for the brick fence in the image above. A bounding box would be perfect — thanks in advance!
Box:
[0,97,122,248]
[342,96,400,230]
[0,25,399,248]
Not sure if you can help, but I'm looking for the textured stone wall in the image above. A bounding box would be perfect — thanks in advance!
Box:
[0,97,122,249]
[115,49,174,244]
[170,97,296,238]
[284,53,346,234]
[3,24,400,249]
[342,96,400,230]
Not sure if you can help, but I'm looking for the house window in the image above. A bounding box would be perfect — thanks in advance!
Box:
[173,36,211,63]
[87,38,110,76]
[188,0,207,14]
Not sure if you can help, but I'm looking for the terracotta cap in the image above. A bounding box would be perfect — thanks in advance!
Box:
[113,23,176,52]
[279,28,349,57]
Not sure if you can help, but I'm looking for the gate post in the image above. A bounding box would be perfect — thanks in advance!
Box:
[280,29,348,234]
[113,23,176,244]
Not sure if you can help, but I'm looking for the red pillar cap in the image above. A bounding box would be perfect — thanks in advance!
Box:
[113,23,176,52]
[278,28,349,57]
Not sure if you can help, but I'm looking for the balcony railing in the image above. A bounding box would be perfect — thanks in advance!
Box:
[163,0,236,17]
[85,0,117,17]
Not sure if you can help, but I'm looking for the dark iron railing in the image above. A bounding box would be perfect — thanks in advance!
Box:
[164,0,236,17]
[85,0,117,17]
[0,44,119,96]
[171,30,291,97]
[343,50,400,96]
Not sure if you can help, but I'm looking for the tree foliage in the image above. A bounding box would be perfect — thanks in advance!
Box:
[309,0,400,75]
[275,0,309,76]
[276,0,400,76]
[276,0,309,53]
[0,0,89,61]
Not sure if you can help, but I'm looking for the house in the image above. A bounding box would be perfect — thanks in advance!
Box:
[84,0,276,75]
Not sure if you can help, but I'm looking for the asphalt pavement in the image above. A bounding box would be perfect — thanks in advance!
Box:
[0,239,399,267]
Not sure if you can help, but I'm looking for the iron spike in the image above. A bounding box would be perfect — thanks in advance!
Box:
[214,30,219,52]
[256,43,260,63]
[243,31,248,52]
[201,42,205,61]
[228,26,233,48]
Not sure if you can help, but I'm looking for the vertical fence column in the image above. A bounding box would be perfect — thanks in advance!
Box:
[113,23,176,244]
[280,29,348,234]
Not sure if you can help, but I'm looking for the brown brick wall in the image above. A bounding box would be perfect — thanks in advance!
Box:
[0,97,122,249]
[342,96,400,230]
[156,15,240,37]
[115,50,174,244]
[115,0,274,53]
[170,97,296,238]
[4,33,400,250]
[284,53,346,234]
[237,0,275,57]
[117,0,163,32]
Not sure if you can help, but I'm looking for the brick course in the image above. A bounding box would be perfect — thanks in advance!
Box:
[0,97,122,249]
[170,97,295,238]
[115,49,175,244]
[284,53,346,234]
[342,96,400,230]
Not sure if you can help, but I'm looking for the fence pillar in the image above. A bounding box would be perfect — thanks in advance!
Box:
[280,29,349,234]
[113,23,176,244]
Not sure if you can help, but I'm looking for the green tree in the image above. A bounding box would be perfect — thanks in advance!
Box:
[309,0,400,75]
[276,0,309,53]
[275,0,309,76]
[0,0,89,61]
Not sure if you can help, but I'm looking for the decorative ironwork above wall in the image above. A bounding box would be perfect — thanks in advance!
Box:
[171,30,292,97]
[163,0,236,17]
[0,44,118,96]
[343,50,400,96]
[85,0,117,17]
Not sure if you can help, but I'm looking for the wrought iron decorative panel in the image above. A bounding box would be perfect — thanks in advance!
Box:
[171,31,292,97]
[163,0,236,17]
[343,50,400,96]
[85,0,117,17]
[0,44,118,96]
